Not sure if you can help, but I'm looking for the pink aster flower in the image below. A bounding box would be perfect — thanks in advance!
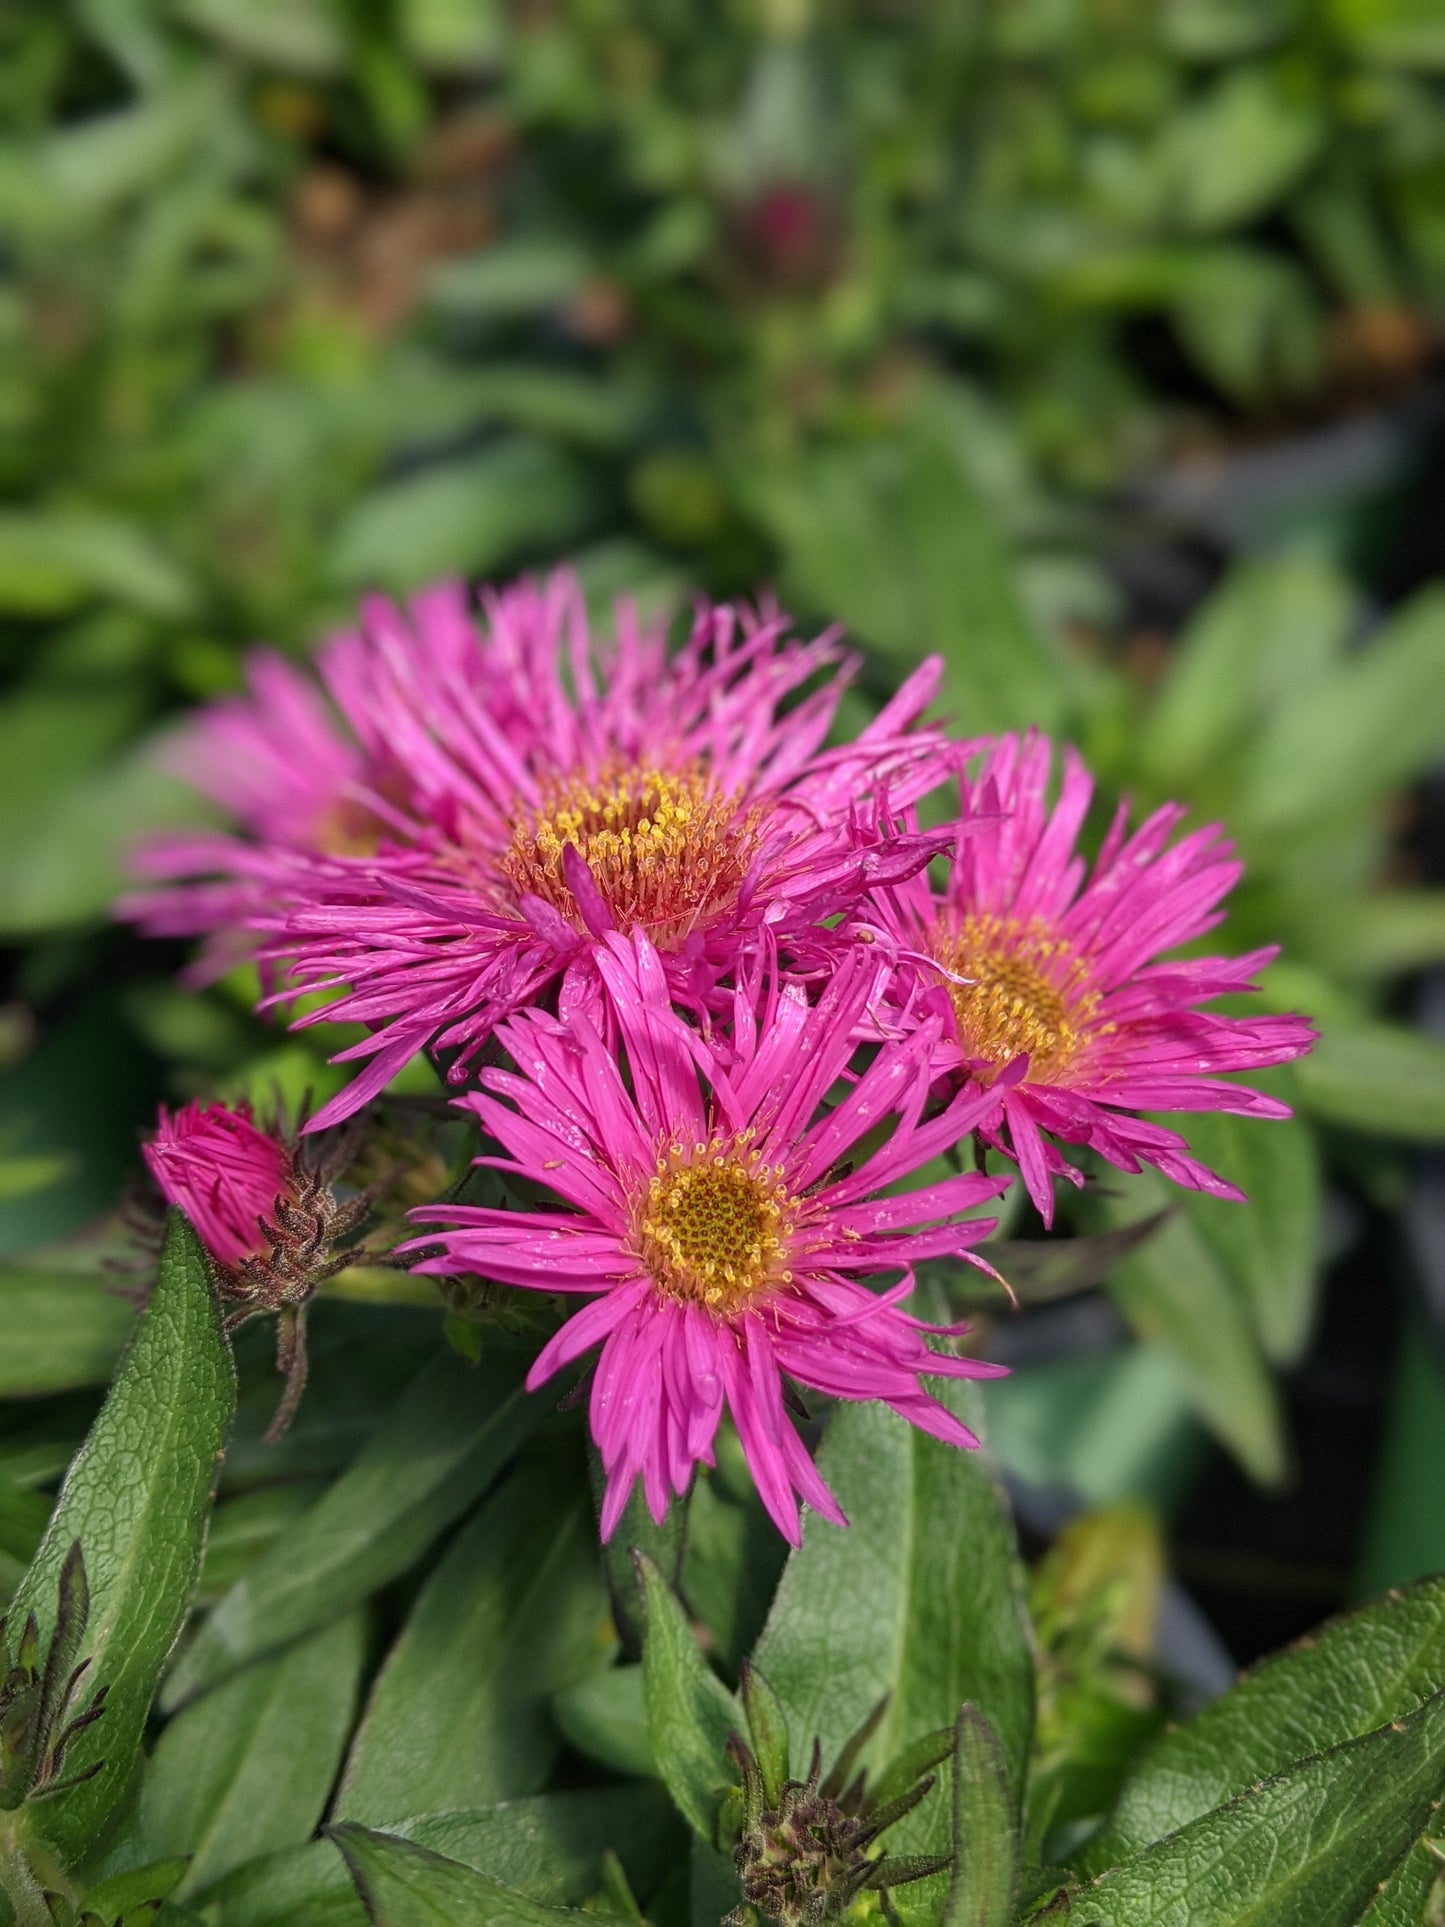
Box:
[144,1101,293,1268]
[258,571,954,1130]
[143,1100,380,1439]
[406,934,1009,1544]
[117,582,484,980]
[867,732,1317,1225]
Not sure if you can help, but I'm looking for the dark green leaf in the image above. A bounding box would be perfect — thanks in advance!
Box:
[0,689,141,917]
[392,1792,683,1908]
[1158,0,1298,56]
[760,412,1065,737]
[0,1470,51,1569]
[330,1824,584,1924]
[1357,1324,1445,1597]
[1357,1833,1445,1925]
[336,1460,609,1822]
[690,1841,740,1927]
[107,1613,365,1897]
[681,1470,786,1677]
[219,1307,444,1490]
[983,1345,1202,1512]
[893,421,1066,737]
[1140,556,1356,787]
[1242,586,1445,834]
[1302,889,1445,980]
[164,1345,539,1707]
[1069,1690,1445,1925]
[195,1484,327,1603]
[1099,1170,1286,1484]
[750,1385,1033,1922]
[199,1788,681,1925]
[1294,1019,1445,1141]
[77,1857,189,1918]
[11,1214,235,1863]
[0,1271,135,1397]
[0,995,175,1257]
[406,365,638,451]
[941,1705,1017,1927]
[636,1552,740,1844]
[1078,1574,1445,1875]
[551,1664,655,1779]
[1175,1098,1323,1365]
[0,742,208,938]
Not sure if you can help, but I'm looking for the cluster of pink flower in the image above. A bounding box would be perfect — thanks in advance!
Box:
[124,571,1314,1542]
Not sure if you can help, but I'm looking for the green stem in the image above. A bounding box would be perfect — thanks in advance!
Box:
[0,1843,53,1927]
[0,1809,76,1927]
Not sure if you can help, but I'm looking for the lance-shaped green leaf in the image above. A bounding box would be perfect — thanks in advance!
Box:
[1294,1020,1445,1141]
[1357,1835,1445,1926]
[636,1552,740,1844]
[1077,1573,1445,1875]
[1068,1690,1445,1925]
[692,1840,741,1926]
[75,1857,189,1921]
[336,1462,610,1823]
[739,1662,791,1809]
[0,1471,51,1570]
[329,1823,585,1925]
[9,1212,234,1863]
[196,1483,326,1603]
[942,1704,1017,1927]
[682,1467,788,1677]
[762,416,1065,738]
[551,1663,655,1779]
[1241,583,1445,833]
[105,1611,365,1897]
[1139,555,1355,788]
[1176,1096,1321,1366]
[164,1344,538,1707]
[1098,1169,1286,1485]
[750,1384,1033,1917]
[199,1787,681,1925]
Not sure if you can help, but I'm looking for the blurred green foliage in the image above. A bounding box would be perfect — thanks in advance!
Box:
[1,0,1444,1655]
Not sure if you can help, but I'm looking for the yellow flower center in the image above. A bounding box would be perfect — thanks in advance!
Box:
[502,764,755,945]
[636,1139,795,1312]
[934,913,1102,1082]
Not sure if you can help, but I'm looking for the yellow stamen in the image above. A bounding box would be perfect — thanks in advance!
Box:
[502,764,755,944]
[934,912,1103,1082]
[636,1138,796,1313]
